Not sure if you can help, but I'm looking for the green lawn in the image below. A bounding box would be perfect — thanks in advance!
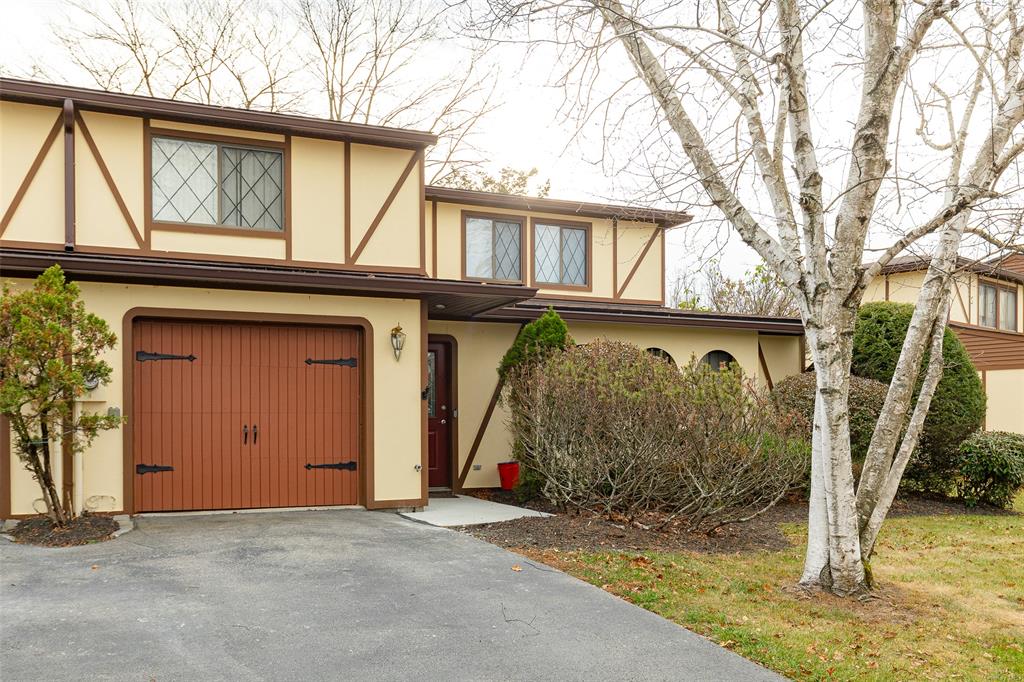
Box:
[525,495,1024,681]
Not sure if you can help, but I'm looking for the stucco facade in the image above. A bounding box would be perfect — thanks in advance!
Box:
[1,80,804,516]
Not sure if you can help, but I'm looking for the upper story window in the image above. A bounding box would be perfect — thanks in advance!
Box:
[463,213,523,282]
[151,135,284,231]
[533,221,589,287]
[979,281,1018,331]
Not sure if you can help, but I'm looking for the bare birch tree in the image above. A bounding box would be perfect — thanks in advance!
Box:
[33,0,499,180]
[482,0,1024,594]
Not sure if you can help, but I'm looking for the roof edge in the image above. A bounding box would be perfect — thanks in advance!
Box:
[425,185,692,228]
[0,78,437,149]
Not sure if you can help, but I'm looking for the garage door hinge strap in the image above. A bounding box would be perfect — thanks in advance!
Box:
[136,351,197,362]
[136,464,174,474]
[304,357,357,367]
[305,461,357,471]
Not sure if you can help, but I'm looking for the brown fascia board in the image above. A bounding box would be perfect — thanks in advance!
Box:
[425,186,693,228]
[486,300,805,334]
[877,255,1024,286]
[0,78,437,149]
[0,248,536,302]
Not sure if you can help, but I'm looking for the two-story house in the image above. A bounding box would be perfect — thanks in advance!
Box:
[0,80,804,517]
[864,254,1024,433]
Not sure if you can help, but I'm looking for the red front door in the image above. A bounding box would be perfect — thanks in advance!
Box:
[427,340,453,488]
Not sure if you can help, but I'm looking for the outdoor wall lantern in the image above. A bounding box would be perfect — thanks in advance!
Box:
[390,325,407,361]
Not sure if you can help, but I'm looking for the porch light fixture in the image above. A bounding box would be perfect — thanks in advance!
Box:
[390,325,407,361]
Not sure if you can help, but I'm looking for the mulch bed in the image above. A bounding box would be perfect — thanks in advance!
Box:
[459,493,1014,555]
[6,514,119,547]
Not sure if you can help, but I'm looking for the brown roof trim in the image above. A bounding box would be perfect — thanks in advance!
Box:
[878,255,1024,286]
[0,247,534,306]
[0,78,437,149]
[425,186,692,228]
[483,299,805,334]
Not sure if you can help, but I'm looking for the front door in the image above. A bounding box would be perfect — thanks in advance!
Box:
[426,340,453,488]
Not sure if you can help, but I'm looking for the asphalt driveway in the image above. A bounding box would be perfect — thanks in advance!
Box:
[1,510,780,681]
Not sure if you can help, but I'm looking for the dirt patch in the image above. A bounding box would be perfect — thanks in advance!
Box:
[7,514,119,547]
[459,493,1010,555]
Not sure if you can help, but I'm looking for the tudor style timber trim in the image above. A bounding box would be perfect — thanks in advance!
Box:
[757,341,775,390]
[0,113,62,236]
[63,98,76,251]
[615,227,660,299]
[1,78,437,149]
[350,148,423,264]
[75,111,146,248]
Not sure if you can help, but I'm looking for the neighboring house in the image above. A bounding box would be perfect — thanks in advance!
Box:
[863,254,1024,434]
[0,80,804,517]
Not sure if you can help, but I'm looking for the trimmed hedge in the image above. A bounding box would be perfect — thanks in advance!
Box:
[957,431,1024,508]
[851,302,985,492]
[772,371,889,468]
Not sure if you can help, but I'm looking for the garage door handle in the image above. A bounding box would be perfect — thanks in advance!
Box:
[243,424,248,444]
[253,425,258,444]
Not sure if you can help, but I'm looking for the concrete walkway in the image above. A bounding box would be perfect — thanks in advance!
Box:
[400,494,551,526]
[0,510,781,681]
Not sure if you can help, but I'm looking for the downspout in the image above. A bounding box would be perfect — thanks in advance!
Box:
[63,98,75,252]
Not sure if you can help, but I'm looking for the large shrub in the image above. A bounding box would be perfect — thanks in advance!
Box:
[505,340,808,530]
[851,302,985,492]
[498,307,571,380]
[772,371,889,468]
[957,431,1024,509]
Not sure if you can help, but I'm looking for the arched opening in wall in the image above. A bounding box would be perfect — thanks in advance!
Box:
[646,347,675,365]
[700,349,736,372]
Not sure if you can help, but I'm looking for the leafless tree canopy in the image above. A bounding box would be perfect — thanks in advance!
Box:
[479,0,1023,595]
[31,0,501,182]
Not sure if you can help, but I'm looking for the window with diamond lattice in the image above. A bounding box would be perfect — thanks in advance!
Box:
[534,222,588,286]
[151,135,284,231]
[464,215,523,282]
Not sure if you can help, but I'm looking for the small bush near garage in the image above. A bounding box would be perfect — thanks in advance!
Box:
[852,302,985,493]
[505,339,808,530]
[957,431,1024,509]
[772,371,889,477]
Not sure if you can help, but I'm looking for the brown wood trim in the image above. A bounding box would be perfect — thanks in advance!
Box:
[120,308,375,513]
[612,219,618,298]
[757,341,774,390]
[285,135,293,260]
[954,278,970,323]
[75,111,146,248]
[2,78,437,149]
[144,126,291,243]
[63,99,76,251]
[798,334,807,371]
[420,300,429,502]
[343,141,351,263]
[350,149,422,264]
[0,415,10,519]
[533,292,663,306]
[149,222,287,239]
[529,217,593,292]
[457,375,505,490]
[457,323,526,488]
[431,200,438,278]
[429,334,460,492]
[981,369,987,431]
[616,227,660,299]
[460,210,527,284]
[884,275,890,301]
[0,113,62,237]
[419,155,426,273]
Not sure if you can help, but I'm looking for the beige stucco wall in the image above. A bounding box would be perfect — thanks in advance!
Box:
[983,369,1024,434]
[4,279,423,515]
[290,136,345,264]
[349,143,421,269]
[75,111,145,249]
[0,102,64,245]
[429,318,803,488]
[613,222,662,302]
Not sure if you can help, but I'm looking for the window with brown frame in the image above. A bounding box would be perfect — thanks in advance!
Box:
[533,221,589,286]
[463,214,523,282]
[979,281,1018,331]
[151,135,284,232]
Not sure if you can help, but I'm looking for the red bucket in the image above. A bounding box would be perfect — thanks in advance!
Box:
[497,461,520,491]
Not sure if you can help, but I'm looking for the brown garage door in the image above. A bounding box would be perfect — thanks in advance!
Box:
[132,320,361,512]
